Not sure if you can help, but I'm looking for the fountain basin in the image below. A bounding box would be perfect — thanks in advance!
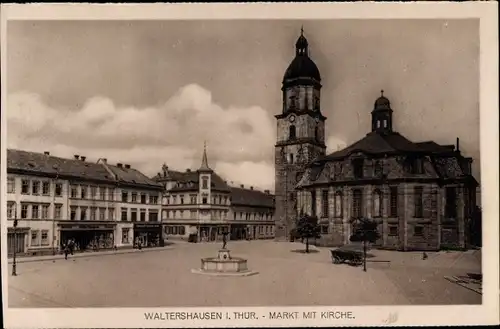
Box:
[191,249,258,277]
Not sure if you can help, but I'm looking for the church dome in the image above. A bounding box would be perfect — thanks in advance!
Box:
[283,29,321,82]
[374,90,391,110]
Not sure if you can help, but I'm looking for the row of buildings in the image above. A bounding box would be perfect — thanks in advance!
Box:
[5,147,275,256]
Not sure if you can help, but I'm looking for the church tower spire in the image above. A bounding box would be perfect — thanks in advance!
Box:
[199,141,211,172]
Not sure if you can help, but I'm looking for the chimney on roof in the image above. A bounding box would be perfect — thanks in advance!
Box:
[117,163,123,168]
[264,190,270,194]
[81,156,86,162]
[74,155,80,160]
[44,151,50,155]
[250,186,254,190]
[456,137,460,152]
[240,184,244,188]
[125,164,131,169]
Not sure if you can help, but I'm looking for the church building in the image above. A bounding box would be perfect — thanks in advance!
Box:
[274,30,479,251]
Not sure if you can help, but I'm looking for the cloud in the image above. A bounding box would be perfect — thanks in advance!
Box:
[326,136,347,153]
[6,84,276,190]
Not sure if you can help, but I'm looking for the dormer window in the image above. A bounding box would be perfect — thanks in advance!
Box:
[409,157,424,174]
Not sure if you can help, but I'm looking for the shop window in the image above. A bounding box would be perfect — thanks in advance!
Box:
[31,230,39,246]
[21,180,30,194]
[122,228,129,244]
[55,183,62,197]
[41,230,49,246]
[41,204,49,219]
[7,177,15,193]
[179,226,186,235]
[42,181,50,195]
[32,205,39,219]
[7,202,16,219]
[55,204,62,219]
[32,181,40,195]
[389,225,398,236]
[414,226,424,237]
[172,226,178,235]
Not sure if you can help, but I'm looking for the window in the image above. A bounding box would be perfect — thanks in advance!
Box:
[99,208,106,221]
[445,187,457,218]
[121,208,128,221]
[166,211,170,219]
[410,158,424,174]
[131,193,138,203]
[172,226,178,235]
[55,183,62,197]
[81,186,87,199]
[390,186,398,217]
[180,196,184,204]
[315,126,320,142]
[373,189,382,217]
[414,226,424,237]
[55,204,62,219]
[81,208,87,221]
[90,207,97,220]
[41,204,49,219]
[191,210,197,219]
[383,119,388,128]
[99,187,106,200]
[41,230,49,246]
[202,197,208,204]
[7,177,15,193]
[108,188,115,201]
[321,225,329,234]
[21,204,28,219]
[289,125,296,140]
[7,202,16,219]
[31,230,39,246]
[414,186,423,218]
[122,228,129,244]
[289,153,294,164]
[40,184,52,199]
[108,208,115,221]
[32,205,39,219]
[21,180,30,194]
[71,185,77,198]
[149,211,158,222]
[179,226,186,235]
[321,190,329,218]
[374,161,383,177]
[202,177,208,189]
[131,208,138,221]
[334,192,343,217]
[376,120,381,128]
[151,195,158,204]
[140,209,146,222]
[352,159,364,179]
[90,186,97,199]
[352,189,362,219]
[70,207,77,220]
[141,194,147,204]
[122,192,128,202]
[389,225,398,236]
[190,195,197,204]
[311,190,316,216]
[32,181,40,194]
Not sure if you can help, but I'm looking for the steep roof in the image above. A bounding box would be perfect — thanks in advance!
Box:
[230,187,275,208]
[7,149,162,189]
[154,169,231,192]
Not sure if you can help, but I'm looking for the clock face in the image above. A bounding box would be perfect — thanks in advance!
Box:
[289,115,296,123]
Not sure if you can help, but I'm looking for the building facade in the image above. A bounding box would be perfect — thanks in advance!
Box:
[6,150,163,256]
[275,30,478,250]
[154,145,275,242]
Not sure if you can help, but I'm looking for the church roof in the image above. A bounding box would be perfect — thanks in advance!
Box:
[229,187,275,208]
[283,30,321,82]
[155,169,230,193]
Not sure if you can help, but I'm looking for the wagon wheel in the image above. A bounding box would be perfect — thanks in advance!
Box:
[333,255,342,264]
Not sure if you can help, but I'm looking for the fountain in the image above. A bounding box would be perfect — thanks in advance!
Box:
[191,232,258,277]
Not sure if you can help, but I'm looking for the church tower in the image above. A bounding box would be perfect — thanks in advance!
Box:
[274,28,327,240]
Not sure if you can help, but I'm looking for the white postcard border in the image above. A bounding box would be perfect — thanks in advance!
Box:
[1,2,498,328]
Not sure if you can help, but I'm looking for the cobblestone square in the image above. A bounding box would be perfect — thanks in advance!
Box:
[8,241,481,307]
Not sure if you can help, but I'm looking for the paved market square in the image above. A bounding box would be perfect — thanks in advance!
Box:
[8,240,481,307]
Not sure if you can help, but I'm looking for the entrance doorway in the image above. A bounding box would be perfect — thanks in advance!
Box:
[7,232,25,256]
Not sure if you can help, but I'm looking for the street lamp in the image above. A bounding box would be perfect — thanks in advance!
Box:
[12,218,18,276]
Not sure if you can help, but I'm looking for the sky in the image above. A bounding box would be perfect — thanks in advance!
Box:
[6,19,480,192]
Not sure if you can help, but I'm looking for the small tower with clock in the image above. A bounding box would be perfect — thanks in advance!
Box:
[274,28,327,240]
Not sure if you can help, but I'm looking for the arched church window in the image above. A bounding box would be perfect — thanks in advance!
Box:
[334,191,343,217]
[352,189,363,219]
[289,125,296,140]
[373,189,382,217]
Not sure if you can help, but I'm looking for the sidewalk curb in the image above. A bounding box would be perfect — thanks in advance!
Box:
[7,247,174,264]
[444,276,482,295]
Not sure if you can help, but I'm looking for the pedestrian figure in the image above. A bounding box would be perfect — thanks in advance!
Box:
[113,245,118,251]
[69,239,75,255]
[422,252,428,260]
[138,242,142,250]
[63,243,70,260]
[222,231,229,249]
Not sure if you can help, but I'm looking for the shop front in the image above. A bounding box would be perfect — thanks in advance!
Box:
[199,225,230,242]
[7,226,29,256]
[133,223,164,248]
[59,223,116,252]
[230,224,248,240]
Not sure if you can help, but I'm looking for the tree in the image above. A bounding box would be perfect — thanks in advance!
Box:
[350,218,381,272]
[296,214,321,253]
